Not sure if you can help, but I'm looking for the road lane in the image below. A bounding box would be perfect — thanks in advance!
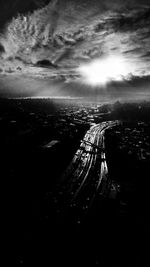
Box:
[54,120,120,222]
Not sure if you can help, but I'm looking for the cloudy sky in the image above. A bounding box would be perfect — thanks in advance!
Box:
[0,0,150,100]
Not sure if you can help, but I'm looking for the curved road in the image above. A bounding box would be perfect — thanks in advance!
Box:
[55,120,120,222]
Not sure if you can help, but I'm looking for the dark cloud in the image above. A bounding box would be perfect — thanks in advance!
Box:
[0,0,51,28]
[0,43,5,54]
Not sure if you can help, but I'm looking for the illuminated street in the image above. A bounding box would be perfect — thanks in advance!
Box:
[55,121,120,223]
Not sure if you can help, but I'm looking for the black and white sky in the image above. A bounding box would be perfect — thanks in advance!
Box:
[0,0,150,100]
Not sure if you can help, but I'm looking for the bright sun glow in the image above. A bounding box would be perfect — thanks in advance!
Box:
[78,56,129,86]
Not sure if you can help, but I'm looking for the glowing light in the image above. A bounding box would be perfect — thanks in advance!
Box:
[78,56,129,86]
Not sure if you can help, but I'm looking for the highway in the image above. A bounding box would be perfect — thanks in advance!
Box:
[54,120,119,223]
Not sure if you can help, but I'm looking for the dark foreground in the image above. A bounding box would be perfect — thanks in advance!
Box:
[1,98,150,266]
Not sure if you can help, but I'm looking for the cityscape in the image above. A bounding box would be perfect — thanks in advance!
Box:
[1,98,150,266]
[0,0,150,266]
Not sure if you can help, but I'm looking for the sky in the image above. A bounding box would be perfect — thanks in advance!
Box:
[0,0,150,100]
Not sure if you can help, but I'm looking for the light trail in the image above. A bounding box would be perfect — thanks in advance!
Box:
[55,120,120,222]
